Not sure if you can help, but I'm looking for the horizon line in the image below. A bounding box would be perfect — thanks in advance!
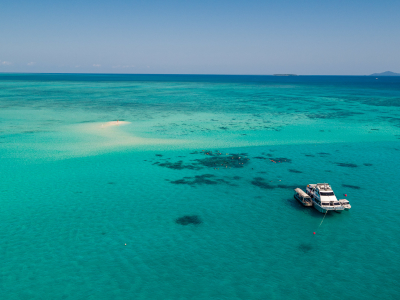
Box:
[0,72,389,76]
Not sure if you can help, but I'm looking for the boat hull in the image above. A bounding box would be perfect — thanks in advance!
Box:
[294,194,313,207]
[313,203,328,213]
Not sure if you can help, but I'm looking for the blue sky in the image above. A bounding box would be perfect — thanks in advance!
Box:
[1,0,399,75]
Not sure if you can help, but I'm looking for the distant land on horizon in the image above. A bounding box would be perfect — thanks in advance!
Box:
[369,71,400,76]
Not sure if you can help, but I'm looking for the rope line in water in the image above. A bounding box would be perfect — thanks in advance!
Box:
[318,210,328,228]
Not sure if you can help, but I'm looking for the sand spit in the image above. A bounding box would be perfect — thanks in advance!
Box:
[4,121,187,160]
[65,121,186,156]
[100,120,131,128]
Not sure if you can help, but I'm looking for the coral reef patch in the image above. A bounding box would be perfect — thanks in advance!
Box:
[298,243,313,253]
[336,163,358,168]
[342,184,361,190]
[175,215,202,225]
[156,160,203,170]
[251,177,297,190]
[171,174,236,187]
[251,177,274,189]
[317,152,331,156]
[269,158,292,163]
[194,151,250,168]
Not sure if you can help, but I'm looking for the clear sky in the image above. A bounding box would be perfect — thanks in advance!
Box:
[1,0,399,75]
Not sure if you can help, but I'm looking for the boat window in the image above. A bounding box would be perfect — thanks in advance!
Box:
[322,202,329,206]
[320,192,334,196]
[334,202,341,205]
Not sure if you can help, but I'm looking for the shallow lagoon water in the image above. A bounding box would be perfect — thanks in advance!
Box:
[0,74,400,299]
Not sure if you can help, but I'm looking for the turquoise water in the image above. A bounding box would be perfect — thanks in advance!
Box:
[1,74,400,299]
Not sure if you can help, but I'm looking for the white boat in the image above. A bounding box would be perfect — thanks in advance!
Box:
[306,183,344,213]
[339,199,351,210]
[294,188,313,206]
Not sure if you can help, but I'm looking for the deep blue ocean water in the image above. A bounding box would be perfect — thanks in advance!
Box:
[1,74,400,299]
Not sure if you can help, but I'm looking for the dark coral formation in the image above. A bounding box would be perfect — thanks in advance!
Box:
[306,111,364,119]
[342,184,361,190]
[288,169,302,173]
[157,160,203,170]
[194,151,250,169]
[175,215,202,225]
[171,174,236,187]
[269,157,292,163]
[317,152,331,156]
[251,177,274,189]
[251,177,297,190]
[153,150,251,170]
[336,163,358,168]
[298,243,313,253]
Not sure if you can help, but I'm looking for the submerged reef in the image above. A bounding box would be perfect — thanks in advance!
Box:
[251,177,297,190]
[363,163,373,166]
[336,162,358,168]
[269,157,292,163]
[154,150,251,170]
[170,174,236,187]
[306,111,364,119]
[156,160,203,170]
[317,152,331,156]
[288,169,302,173]
[298,243,313,253]
[194,150,250,169]
[342,184,361,190]
[251,177,274,189]
[175,215,202,225]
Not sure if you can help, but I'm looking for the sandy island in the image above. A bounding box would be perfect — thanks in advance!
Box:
[100,120,131,128]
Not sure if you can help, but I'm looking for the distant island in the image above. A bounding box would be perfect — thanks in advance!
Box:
[273,74,298,76]
[369,71,400,76]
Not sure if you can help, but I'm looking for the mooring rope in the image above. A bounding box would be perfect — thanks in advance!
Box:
[318,210,328,228]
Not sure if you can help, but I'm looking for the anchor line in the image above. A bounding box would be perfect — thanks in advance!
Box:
[318,210,328,229]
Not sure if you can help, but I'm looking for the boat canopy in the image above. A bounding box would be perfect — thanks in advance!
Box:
[294,188,310,198]
[316,183,332,191]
